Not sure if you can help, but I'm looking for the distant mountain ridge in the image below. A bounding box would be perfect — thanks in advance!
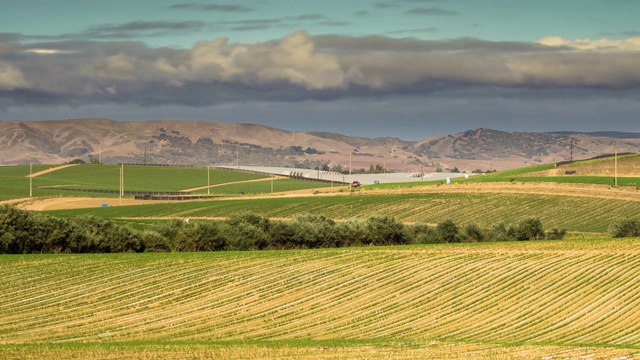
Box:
[1,119,639,172]
[548,131,640,139]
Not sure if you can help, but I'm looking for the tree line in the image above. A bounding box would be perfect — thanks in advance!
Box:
[0,205,576,254]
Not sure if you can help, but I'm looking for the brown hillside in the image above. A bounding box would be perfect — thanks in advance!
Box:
[1,120,639,172]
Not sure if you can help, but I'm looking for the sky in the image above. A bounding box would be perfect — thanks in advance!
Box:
[1,0,639,140]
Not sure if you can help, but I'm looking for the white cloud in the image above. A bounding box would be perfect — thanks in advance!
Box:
[155,30,346,90]
[537,36,640,52]
[0,62,27,90]
[25,49,78,55]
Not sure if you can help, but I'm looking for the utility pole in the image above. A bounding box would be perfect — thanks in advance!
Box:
[570,138,573,162]
[614,146,618,187]
[29,163,32,197]
[119,164,123,206]
[207,165,210,195]
[317,160,320,180]
[349,151,352,191]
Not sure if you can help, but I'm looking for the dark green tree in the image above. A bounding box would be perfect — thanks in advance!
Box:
[515,218,545,240]
[364,215,408,245]
[437,220,460,243]
[609,218,640,238]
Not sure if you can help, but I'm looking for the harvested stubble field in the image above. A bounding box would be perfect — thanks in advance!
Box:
[2,239,640,359]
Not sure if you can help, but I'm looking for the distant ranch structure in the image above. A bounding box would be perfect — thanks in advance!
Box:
[215,165,471,185]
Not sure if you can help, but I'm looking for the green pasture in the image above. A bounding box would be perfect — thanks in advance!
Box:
[0,164,337,199]
[3,239,640,359]
[0,164,62,200]
[44,191,640,233]
[31,165,267,192]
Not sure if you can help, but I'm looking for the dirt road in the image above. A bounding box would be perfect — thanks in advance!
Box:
[27,164,78,178]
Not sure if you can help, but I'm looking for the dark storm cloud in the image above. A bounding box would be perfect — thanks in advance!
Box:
[405,7,459,16]
[1,31,639,107]
[168,3,254,12]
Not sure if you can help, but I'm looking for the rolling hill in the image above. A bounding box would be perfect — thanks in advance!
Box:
[1,119,639,172]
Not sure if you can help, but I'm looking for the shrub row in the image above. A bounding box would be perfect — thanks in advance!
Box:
[0,205,566,254]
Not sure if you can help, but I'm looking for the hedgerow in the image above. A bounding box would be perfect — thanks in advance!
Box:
[0,205,566,254]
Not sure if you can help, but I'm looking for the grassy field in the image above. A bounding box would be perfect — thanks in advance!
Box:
[0,164,337,199]
[31,164,268,192]
[3,239,640,358]
[44,191,640,233]
[0,164,63,200]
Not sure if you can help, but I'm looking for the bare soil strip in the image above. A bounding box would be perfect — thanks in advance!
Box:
[13,197,174,211]
[27,164,78,178]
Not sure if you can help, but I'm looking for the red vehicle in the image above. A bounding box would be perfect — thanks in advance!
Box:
[351,181,361,187]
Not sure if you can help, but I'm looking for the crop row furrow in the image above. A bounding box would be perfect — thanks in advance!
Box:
[312,254,510,339]
[476,253,608,329]
[118,259,363,339]
[250,258,439,340]
[203,254,416,339]
[531,259,640,343]
[517,254,634,342]
[355,254,519,338]
[1,254,319,340]
[377,255,553,339]
[68,253,373,341]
